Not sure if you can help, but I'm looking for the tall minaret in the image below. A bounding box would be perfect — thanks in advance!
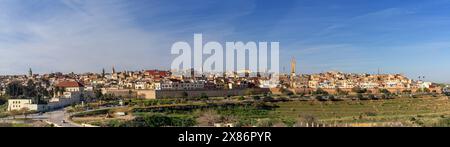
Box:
[112,66,116,74]
[290,57,296,88]
[102,68,106,78]
[290,57,296,76]
[190,68,195,80]
[28,68,33,77]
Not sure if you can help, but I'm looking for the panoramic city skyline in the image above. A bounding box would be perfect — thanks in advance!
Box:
[1,0,450,83]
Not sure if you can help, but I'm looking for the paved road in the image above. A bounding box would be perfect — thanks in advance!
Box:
[44,109,82,127]
[1,109,81,127]
[1,105,125,127]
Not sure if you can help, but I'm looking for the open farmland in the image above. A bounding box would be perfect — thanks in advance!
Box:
[70,95,450,127]
[272,96,450,126]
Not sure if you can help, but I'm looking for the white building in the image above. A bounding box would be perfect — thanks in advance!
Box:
[7,99,45,112]
[443,86,449,93]
[419,82,432,89]
[7,81,85,112]
[259,79,279,88]
[134,81,149,90]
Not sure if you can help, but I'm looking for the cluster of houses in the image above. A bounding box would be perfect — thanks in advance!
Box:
[284,71,442,94]
[7,80,89,112]
[1,67,445,112]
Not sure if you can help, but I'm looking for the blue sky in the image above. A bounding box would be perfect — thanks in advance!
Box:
[1,0,450,83]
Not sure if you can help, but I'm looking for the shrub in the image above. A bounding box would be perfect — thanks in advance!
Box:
[139,114,196,127]
[312,88,329,95]
[402,90,412,94]
[379,89,391,94]
[435,118,450,127]
[0,97,8,105]
[200,93,209,99]
[282,118,296,127]
[262,96,274,102]
[252,96,261,101]
[72,109,110,117]
[368,94,380,100]
[357,94,364,100]
[256,118,273,127]
[315,96,327,101]
[365,112,378,116]
[352,87,368,94]
[336,88,348,95]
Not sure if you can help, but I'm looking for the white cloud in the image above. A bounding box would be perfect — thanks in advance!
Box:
[0,0,259,74]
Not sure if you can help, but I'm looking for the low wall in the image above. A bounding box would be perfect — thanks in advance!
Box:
[102,89,137,98]
[137,88,270,99]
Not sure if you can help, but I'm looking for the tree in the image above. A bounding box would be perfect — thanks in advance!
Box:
[181,92,189,99]
[6,81,24,98]
[336,88,348,95]
[252,95,261,101]
[280,88,294,96]
[402,90,412,94]
[9,110,20,119]
[20,107,30,119]
[357,93,364,100]
[315,95,327,101]
[262,95,274,102]
[297,114,317,124]
[200,93,209,99]
[196,110,221,126]
[244,89,255,96]
[24,79,37,98]
[379,89,391,94]
[142,114,172,127]
[352,87,367,94]
[58,87,65,96]
[94,89,103,99]
[54,87,60,97]
[445,92,450,96]
[128,90,133,98]
[313,88,328,95]
[0,96,8,105]
[102,68,106,79]
[368,94,377,100]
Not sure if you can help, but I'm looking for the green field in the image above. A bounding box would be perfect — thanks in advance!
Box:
[73,96,450,127]
[271,97,450,126]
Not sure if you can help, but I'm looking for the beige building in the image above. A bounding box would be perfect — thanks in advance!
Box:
[7,99,46,112]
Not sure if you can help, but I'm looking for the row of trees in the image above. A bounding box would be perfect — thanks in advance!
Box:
[4,80,51,104]
[312,87,432,96]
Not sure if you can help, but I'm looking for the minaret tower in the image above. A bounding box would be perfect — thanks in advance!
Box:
[28,68,33,77]
[290,57,296,76]
[290,57,296,88]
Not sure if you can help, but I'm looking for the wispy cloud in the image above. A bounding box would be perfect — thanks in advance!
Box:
[0,0,168,74]
[1,0,450,83]
[0,0,256,74]
[316,7,416,37]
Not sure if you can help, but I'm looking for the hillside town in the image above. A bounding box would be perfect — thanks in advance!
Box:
[0,58,446,113]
